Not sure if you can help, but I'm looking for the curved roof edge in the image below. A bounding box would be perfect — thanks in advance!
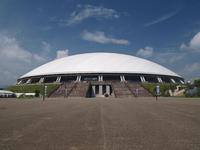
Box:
[20,52,182,79]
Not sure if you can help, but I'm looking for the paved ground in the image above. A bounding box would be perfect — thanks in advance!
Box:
[0,97,200,150]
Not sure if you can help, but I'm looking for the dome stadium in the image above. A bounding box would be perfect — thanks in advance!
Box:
[17,53,184,97]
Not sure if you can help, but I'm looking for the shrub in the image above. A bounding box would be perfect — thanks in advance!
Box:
[6,84,60,97]
[104,93,109,97]
[142,83,180,97]
[194,79,200,87]
[35,90,40,97]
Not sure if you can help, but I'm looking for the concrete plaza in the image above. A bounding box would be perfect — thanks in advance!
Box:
[0,97,200,150]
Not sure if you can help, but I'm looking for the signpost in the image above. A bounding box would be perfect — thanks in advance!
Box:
[64,82,67,98]
[43,83,47,101]
[156,85,160,100]
[135,88,138,97]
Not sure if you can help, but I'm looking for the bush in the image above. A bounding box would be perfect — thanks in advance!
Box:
[104,93,109,97]
[194,79,200,87]
[185,91,193,97]
[196,87,200,97]
[35,90,40,97]
[185,87,200,97]
[6,84,60,97]
[142,83,179,97]
[184,79,200,97]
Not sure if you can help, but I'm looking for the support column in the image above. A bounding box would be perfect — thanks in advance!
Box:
[143,76,146,82]
[98,76,101,81]
[98,75,103,81]
[157,77,162,83]
[76,76,81,82]
[140,76,143,82]
[106,85,110,95]
[120,75,124,82]
[56,76,61,83]
[123,76,125,81]
[92,85,96,97]
[79,76,81,82]
[140,76,145,82]
[26,79,31,84]
[99,85,103,95]
[39,77,44,83]
[170,78,176,83]
[17,80,22,85]
[101,76,103,81]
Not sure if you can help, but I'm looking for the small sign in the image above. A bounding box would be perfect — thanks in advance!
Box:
[45,86,47,97]
[156,85,160,96]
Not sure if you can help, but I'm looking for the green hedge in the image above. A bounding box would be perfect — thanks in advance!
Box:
[141,83,178,97]
[6,84,60,96]
[184,79,200,97]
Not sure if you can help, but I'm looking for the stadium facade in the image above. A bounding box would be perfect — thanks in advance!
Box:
[17,53,184,97]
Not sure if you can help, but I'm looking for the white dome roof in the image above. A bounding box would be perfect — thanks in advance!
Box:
[21,52,180,78]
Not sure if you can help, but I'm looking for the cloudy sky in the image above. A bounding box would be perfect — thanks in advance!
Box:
[0,0,200,86]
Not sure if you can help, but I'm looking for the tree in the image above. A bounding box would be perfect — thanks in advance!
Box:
[194,79,200,87]
[35,90,40,97]
[196,88,200,97]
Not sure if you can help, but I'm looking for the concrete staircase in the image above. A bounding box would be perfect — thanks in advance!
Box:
[112,81,134,98]
[49,81,152,98]
[68,82,90,97]
[49,82,75,97]
[126,82,152,97]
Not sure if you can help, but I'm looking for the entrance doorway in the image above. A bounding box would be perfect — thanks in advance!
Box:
[87,84,112,98]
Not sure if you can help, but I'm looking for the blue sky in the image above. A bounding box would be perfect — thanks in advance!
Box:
[0,0,200,86]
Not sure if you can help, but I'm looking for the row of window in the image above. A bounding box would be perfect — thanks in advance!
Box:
[18,75,184,84]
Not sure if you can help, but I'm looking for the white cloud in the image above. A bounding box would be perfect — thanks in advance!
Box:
[180,32,200,51]
[41,41,51,53]
[180,43,187,50]
[135,45,199,81]
[81,30,129,45]
[155,52,186,64]
[39,41,52,58]
[144,10,179,27]
[136,47,185,64]
[189,32,200,50]
[184,62,200,73]
[66,4,120,25]
[0,33,47,86]
[56,49,69,59]
[136,46,154,58]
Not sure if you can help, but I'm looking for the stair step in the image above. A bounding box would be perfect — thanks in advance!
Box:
[68,82,90,97]
[112,82,134,98]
